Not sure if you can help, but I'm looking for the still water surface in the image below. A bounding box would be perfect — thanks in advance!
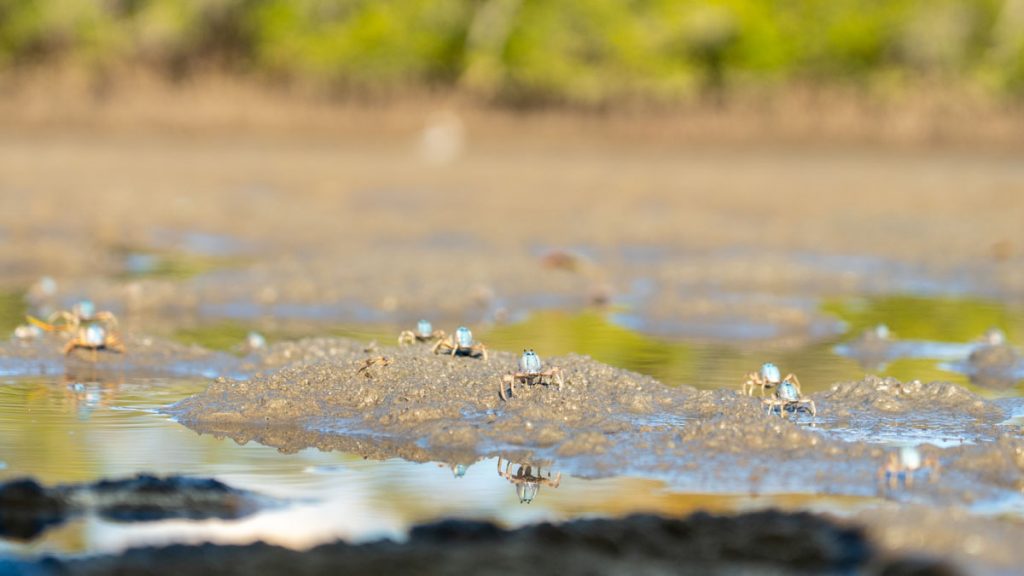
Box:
[0,377,876,556]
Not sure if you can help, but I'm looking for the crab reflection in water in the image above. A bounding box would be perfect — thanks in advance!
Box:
[497,457,561,504]
[877,446,940,490]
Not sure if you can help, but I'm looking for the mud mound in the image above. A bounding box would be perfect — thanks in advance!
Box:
[0,333,240,379]
[169,339,696,459]
[818,376,1000,419]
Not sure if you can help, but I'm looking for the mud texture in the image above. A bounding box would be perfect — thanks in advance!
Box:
[5,510,961,576]
[169,339,693,465]
[0,474,273,540]
[3,119,1024,346]
[0,331,372,381]
[168,339,1024,511]
[960,343,1024,389]
[0,331,240,379]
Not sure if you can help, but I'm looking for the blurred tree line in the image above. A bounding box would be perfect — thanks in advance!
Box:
[1,0,1023,105]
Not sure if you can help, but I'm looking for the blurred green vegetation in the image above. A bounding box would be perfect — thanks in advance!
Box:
[824,295,1024,343]
[0,290,25,334]
[1,0,1024,104]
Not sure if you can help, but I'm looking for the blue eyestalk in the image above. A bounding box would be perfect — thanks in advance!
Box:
[519,349,542,374]
[455,326,473,348]
[516,483,539,504]
[777,379,799,401]
[74,300,96,319]
[83,324,106,347]
[417,319,433,337]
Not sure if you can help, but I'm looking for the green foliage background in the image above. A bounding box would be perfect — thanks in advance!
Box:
[2,0,1024,103]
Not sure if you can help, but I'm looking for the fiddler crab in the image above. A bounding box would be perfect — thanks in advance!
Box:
[742,362,801,397]
[763,378,816,417]
[499,349,564,401]
[497,457,561,504]
[63,323,126,360]
[356,356,392,377]
[27,301,125,360]
[28,300,119,334]
[877,446,940,489]
[398,319,446,346]
[432,326,487,360]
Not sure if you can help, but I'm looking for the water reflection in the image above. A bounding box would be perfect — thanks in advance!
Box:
[443,463,469,478]
[0,373,925,557]
[496,457,561,504]
[62,374,121,421]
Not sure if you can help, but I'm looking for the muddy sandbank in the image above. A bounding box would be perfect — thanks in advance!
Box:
[167,339,1024,508]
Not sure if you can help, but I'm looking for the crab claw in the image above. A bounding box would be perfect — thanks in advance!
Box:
[26,315,60,332]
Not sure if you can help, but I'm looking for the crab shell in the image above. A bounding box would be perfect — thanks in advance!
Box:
[760,362,781,384]
[519,349,542,373]
[246,332,267,350]
[83,324,106,347]
[899,446,923,470]
[74,300,97,320]
[516,482,540,504]
[455,326,473,347]
[417,319,433,337]
[777,380,800,402]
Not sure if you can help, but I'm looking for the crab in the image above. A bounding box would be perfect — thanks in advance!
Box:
[64,323,125,361]
[432,326,487,360]
[877,446,940,489]
[497,457,561,504]
[398,319,446,346]
[978,327,1006,346]
[763,377,816,417]
[499,349,564,401]
[28,300,118,334]
[356,355,392,377]
[742,362,801,397]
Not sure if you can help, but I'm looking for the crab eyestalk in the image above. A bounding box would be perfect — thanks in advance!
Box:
[73,300,96,320]
[519,349,542,374]
[899,446,922,470]
[83,324,106,347]
[417,319,433,338]
[246,332,267,350]
[777,379,800,402]
[516,482,540,504]
[982,327,1006,346]
[455,326,473,348]
[760,362,781,384]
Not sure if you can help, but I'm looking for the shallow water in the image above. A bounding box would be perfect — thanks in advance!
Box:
[160,301,1024,397]
[0,377,883,556]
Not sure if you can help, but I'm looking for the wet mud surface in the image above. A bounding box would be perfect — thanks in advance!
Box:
[3,127,1024,346]
[0,474,274,541]
[6,510,957,576]
[3,114,1024,574]
[3,330,1024,573]
[169,339,1024,511]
